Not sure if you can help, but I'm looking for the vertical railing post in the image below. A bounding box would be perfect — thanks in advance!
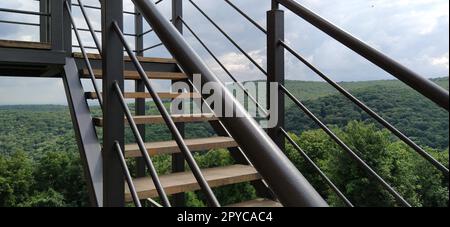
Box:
[101,0,125,207]
[63,0,72,56]
[134,6,147,179]
[171,0,186,207]
[267,6,285,151]
[40,0,50,43]
[50,0,64,51]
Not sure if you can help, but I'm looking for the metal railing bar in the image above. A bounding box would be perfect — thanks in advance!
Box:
[0,8,50,17]
[180,17,269,118]
[138,18,172,37]
[76,0,102,56]
[139,28,154,37]
[72,45,131,53]
[280,40,449,176]
[279,84,411,207]
[0,19,40,27]
[219,3,448,176]
[72,45,97,50]
[275,0,449,111]
[114,141,142,207]
[222,0,448,177]
[113,81,171,207]
[280,128,354,207]
[136,42,164,53]
[71,0,164,15]
[77,27,137,37]
[65,1,103,109]
[223,0,267,34]
[147,198,163,207]
[71,3,137,15]
[188,0,267,76]
[112,21,221,207]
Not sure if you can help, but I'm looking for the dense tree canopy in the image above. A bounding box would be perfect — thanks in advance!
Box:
[0,78,448,207]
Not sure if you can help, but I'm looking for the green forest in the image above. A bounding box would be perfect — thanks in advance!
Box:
[0,78,448,207]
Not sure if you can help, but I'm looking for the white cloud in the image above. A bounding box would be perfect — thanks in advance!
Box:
[431,53,449,69]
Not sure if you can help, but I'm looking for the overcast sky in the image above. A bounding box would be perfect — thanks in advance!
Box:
[0,0,448,105]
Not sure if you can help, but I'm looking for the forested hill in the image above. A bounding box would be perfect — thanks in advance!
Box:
[0,77,448,207]
[284,77,449,101]
[285,77,449,149]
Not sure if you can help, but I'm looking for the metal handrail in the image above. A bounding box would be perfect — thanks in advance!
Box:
[65,1,103,109]
[180,17,269,118]
[188,0,267,76]
[275,0,449,111]
[0,20,40,27]
[280,84,411,207]
[280,128,354,207]
[71,3,137,15]
[0,8,50,17]
[221,0,449,176]
[114,141,142,207]
[112,20,221,207]
[76,0,102,56]
[132,0,328,207]
[113,81,171,207]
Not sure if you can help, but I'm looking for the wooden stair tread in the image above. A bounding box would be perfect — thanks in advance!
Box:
[227,198,283,207]
[73,52,177,64]
[81,69,187,80]
[85,92,201,100]
[93,114,216,126]
[125,164,261,201]
[0,39,51,50]
[125,136,237,158]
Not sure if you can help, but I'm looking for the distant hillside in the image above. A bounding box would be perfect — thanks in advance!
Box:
[1,77,448,153]
[284,77,449,101]
[285,77,449,149]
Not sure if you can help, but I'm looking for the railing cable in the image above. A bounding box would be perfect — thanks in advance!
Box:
[180,17,269,117]
[222,0,449,176]
[76,0,102,56]
[114,141,142,207]
[280,84,411,207]
[188,0,267,76]
[275,0,449,111]
[113,81,171,207]
[279,40,449,176]
[223,0,267,34]
[280,128,354,207]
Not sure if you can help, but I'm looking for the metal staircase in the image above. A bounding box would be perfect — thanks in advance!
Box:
[0,0,448,207]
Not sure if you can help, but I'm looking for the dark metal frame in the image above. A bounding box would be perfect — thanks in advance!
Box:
[171,0,186,207]
[267,8,285,151]
[101,0,125,207]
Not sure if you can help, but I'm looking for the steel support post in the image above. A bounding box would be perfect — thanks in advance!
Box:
[40,0,50,43]
[171,0,186,207]
[101,0,125,207]
[50,0,64,51]
[267,9,285,151]
[134,6,147,178]
[63,0,72,56]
